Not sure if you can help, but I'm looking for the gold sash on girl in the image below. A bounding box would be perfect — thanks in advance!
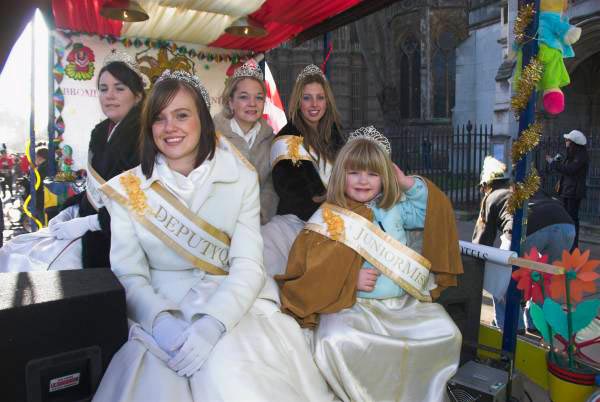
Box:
[101,172,230,275]
[86,156,106,211]
[305,203,433,302]
[270,135,333,186]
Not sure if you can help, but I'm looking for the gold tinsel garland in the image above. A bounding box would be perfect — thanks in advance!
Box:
[507,169,540,214]
[511,121,542,164]
[511,57,543,118]
[514,3,536,45]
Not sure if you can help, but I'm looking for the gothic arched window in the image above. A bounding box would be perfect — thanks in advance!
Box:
[433,29,457,118]
[399,34,421,119]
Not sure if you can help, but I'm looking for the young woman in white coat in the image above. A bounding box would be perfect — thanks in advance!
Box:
[213,63,278,225]
[93,70,335,402]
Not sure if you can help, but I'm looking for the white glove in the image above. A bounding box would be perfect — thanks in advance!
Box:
[168,315,225,377]
[50,214,101,239]
[48,205,80,229]
[152,313,188,357]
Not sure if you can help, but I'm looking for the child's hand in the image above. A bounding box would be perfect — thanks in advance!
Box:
[357,268,379,292]
[393,163,415,191]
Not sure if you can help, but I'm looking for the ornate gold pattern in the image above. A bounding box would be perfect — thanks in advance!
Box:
[322,207,345,241]
[286,135,304,166]
[119,172,148,215]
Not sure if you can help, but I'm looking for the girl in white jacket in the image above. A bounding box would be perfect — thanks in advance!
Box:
[93,70,335,402]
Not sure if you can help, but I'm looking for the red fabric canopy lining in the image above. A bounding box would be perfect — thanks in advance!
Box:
[51,0,361,52]
[53,0,122,36]
[210,0,362,51]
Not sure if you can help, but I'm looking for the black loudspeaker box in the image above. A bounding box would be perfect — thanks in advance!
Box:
[0,269,128,402]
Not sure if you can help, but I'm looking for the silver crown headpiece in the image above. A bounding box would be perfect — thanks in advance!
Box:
[103,49,151,88]
[232,63,264,81]
[348,126,391,155]
[156,70,211,111]
[296,64,326,82]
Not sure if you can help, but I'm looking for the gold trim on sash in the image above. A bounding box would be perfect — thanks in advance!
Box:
[150,182,230,246]
[101,179,229,276]
[305,203,433,302]
[86,157,107,211]
[271,135,332,186]
[216,132,256,173]
[271,135,314,168]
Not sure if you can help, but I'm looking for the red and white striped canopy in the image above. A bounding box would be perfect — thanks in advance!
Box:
[52,0,361,52]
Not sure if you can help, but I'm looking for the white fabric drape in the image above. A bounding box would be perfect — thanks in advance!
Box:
[122,1,265,45]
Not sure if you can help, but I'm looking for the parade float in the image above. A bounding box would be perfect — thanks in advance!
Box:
[0,0,598,401]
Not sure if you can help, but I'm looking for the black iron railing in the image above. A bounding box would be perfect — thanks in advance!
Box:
[388,121,492,208]
[533,130,600,225]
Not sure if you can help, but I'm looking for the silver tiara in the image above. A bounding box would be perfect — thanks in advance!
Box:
[296,64,325,82]
[156,70,211,111]
[348,126,391,155]
[103,49,151,88]
[232,63,264,81]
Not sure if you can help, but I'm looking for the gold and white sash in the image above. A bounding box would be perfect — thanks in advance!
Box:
[101,172,230,275]
[305,203,433,302]
[216,132,256,173]
[270,135,332,186]
[86,156,106,211]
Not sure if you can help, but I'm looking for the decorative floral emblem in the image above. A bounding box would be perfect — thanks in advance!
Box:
[286,136,304,166]
[323,207,345,241]
[120,172,148,215]
[65,43,95,81]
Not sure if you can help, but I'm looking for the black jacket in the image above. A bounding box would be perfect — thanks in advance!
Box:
[64,104,142,268]
[473,184,574,247]
[272,122,345,221]
[551,144,589,200]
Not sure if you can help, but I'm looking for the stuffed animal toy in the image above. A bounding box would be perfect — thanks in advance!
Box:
[538,0,581,115]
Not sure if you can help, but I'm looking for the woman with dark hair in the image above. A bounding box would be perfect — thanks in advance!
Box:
[48,52,147,268]
[262,64,345,276]
[546,129,589,249]
[0,52,147,271]
[213,62,278,224]
[93,70,335,402]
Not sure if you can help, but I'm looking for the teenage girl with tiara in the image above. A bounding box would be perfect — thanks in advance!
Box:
[277,126,463,402]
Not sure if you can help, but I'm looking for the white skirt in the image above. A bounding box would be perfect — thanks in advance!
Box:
[93,284,337,402]
[0,227,82,272]
[314,296,461,402]
[261,214,305,277]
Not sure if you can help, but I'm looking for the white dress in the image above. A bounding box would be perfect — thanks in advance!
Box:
[93,144,336,402]
[312,182,461,402]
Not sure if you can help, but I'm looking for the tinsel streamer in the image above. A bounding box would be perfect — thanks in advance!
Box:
[507,169,540,214]
[511,121,542,164]
[511,57,543,118]
[514,3,536,45]
[22,140,43,230]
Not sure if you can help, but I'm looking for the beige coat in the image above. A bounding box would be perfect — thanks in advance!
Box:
[213,112,278,224]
